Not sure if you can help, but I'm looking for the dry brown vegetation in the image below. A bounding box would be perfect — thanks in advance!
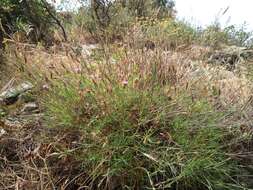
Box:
[1,3,253,190]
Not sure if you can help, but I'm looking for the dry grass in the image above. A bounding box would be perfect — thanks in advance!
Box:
[1,22,253,189]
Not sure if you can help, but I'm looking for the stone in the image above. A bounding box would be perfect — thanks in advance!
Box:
[81,44,98,57]
[3,117,23,128]
[207,46,251,70]
[0,128,6,138]
[21,102,39,114]
[208,52,240,70]
[0,82,34,105]
[42,84,50,91]
[240,49,253,60]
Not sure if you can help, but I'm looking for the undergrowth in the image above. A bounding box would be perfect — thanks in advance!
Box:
[42,74,252,189]
[1,4,253,189]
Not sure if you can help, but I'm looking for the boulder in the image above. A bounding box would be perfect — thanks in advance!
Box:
[0,128,6,138]
[0,82,34,105]
[208,46,253,70]
[240,49,253,60]
[81,44,98,57]
[21,102,39,114]
[208,52,240,70]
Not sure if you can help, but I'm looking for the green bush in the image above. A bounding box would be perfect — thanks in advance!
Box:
[199,23,253,49]
[200,24,229,49]
[73,0,176,42]
[72,5,134,42]
[141,19,197,49]
[42,76,250,189]
[0,0,61,46]
[224,24,253,47]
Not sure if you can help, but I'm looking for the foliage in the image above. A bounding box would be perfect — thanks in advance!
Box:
[43,72,251,189]
[199,23,253,49]
[199,23,229,49]
[0,0,61,46]
[139,19,197,50]
[74,0,176,41]
[34,41,253,189]
[1,1,253,189]
[224,24,253,47]
[121,0,176,18]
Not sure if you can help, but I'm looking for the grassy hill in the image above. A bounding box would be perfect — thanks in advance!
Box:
[0,1,253,189]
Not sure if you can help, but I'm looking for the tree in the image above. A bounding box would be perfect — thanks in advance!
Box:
[0,0,67,50]
[154,0,175,18]
[75,0,176,41]
[87,0,175,27]
[91,0,113,28]
[123,0,175,18]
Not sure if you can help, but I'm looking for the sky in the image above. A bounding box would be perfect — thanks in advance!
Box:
[176,0,253,30]
[53,0,253,31]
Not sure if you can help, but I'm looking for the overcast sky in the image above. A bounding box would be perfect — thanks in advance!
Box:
[54,0,253,30]
[176,0,253,30]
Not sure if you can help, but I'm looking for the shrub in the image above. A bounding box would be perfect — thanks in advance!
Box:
[224,24,253,47]
[200,23,229,49]
[0,0,66,47]
[41,52,251,189]
[73,0,176,42]
[73,4,134,42]
[2,2,253,189]
[199,23,253,49]
[144,19,197,49]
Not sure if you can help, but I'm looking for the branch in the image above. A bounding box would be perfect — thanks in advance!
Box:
[41,0,68,41]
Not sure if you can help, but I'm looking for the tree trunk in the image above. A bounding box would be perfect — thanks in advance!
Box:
[0,29,4,50]
[0,29,4,64]
[41,0,68,41]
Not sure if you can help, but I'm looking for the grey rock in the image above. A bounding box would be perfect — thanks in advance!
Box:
[0,128,7,138]
[3,113,42,128]
[3,117,22,128]
[207,46,253,70]
[240,49,253,60]
[21,102,39,114]
[208,52,240,70]
[81,44,98,57]
[0,82,34,105]
[71,44,98,58]
[42,84,50,91]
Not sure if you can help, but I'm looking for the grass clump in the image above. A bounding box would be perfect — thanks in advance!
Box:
[1,1,253,189]
[42,75,250,189]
